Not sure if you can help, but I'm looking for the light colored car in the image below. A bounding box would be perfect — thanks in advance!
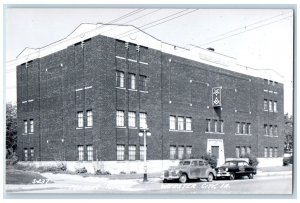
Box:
[163,159,217,183]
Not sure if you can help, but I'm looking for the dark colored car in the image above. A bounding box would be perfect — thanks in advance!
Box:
[162,159,217,183]
[216,160,256,180]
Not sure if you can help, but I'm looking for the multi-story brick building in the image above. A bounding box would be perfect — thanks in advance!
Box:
[15,23,285,170]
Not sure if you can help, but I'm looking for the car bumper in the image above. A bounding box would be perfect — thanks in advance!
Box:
[216,172,231,177]
[162,175,180,180]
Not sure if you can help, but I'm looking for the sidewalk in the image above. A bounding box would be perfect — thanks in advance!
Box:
[256,165,292,176]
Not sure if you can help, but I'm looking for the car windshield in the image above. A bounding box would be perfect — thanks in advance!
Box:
[179,161,191,166]
[222,161,236,166]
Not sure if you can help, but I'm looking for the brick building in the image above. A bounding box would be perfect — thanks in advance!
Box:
[15,23,285,169]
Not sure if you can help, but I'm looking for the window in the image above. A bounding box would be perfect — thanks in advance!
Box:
[140,145,147,161]
[178,117,184,131]
[270,125,273,136]
[264,124,268,135]
[242,123,246,134]
[269,100,273,112]
[139,75,147,91]
[214,120,218,133]
[128,73,136,90]
[241,146,246,156]
[116,110,125,127]
[274,101,277,112]
[24,120,28,134]
[264,147,268,158]
[170,146,176,160]
[86,110,93,127]
[206,119,211,132]
[178,146,184,160]
[235,147,240,158]
[30,148,34,160]
[269,147,273,158]
[186,117,192,131]
[274,147,278,157]
[24,148,28,161]
[29,119,34,133]
[246,146,251,154]
[169,116,176,130]
[274,125,278,136]
[220,120,224,133]
[78,145,84,161]
[247,123,251,134]
[77,111,84,128]
[129,145,136,161]
[264,99,268,111]
[87,145,93,161]
[186,146,192,159]
[117,145,125,161]
[116,71,125,88]
[128,112,136,128]
[139,112,147,129]
[236,122,240,134]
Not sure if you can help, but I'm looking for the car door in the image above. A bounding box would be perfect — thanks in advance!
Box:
[199,160,207,178]
[244,162,254,173]
[237,162,245,175]
[189,160,200,179]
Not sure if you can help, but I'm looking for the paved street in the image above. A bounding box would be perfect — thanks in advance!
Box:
[5,172,292,194]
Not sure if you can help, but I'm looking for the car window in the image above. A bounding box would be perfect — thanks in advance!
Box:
[199,161,204,166]
[204,161,208,166]
[238,162,245,167]
[179,161,191,166]
[223,161,236,166]
[243,162,249,166]
[191,161,198,166]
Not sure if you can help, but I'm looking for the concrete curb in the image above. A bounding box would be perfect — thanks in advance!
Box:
[255,171,292,176]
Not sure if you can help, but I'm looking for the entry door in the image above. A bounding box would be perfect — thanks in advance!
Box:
[211,146,219,159]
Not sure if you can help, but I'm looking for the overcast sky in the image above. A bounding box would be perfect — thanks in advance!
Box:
[5,8,294,114]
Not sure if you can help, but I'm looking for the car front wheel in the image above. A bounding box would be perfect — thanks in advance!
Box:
[207,173,214,182]
[229,173,235,180]
[248,173,254,179]
[179,174,187,183]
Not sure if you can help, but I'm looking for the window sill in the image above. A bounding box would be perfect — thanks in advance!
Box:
[117,126,126,129]
[22,133,28,135]
[169,129,193,133]
[76,127,83,130]
[139,90,148,93]
[28,132,34,134]
[205,132,225,134]
[129,127,138,129]
[264,135,278,138]
[85,126,93,129]
[116,87,126,90]
[128,89,137,92]
[235,133,252,136]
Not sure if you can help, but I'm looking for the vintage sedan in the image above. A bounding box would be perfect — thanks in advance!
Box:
[162,159,217,183]
[216,160,256,180]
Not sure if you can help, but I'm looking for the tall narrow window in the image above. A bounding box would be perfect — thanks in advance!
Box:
[86,110,93,127]
[247,123,251,134]
[241,146,246,156]
[269,147,273,158]
[264,99,268,111]
[274,101,277,112]
[140,145,147,161]
[220,120,224,133]
[29,119,34,133]
[128,73,136,90]
[236,122,240,134]
[264,124,268,135]
[186,146,192,159]
[264,147,268,158]
[242,123,246,134]
[246,146,251,154]
[169,116,176,130]
[269,100,273,112]
[214,120,218,133]
[117,145,125,161]
[116,71,125,88]
[270,125,273,136]
[178,146,184,160]
[274,147,278,157]
[116,110,125,127]
[186,117,192,131]
[78,145,84,161]
[87,145,93,161]
[274,125,278,136]
[24,148,28,161]
[206,119,211,132]
[139,112,147,129]
[30,148,34,160]
[77,112,84,128]
[128,112,136,128]
[170,146,176,160]
[139,75,147,91]
[235,147,240,158]
[24,120,28,134]
[128,145,136,161]
[178,117,184,131]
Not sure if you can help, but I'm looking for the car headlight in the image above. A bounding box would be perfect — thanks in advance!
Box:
[225,168,228,171]
[175,170,180,174]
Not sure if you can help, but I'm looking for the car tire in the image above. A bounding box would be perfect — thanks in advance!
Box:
[248,173,254,179]
[207,173,214,182]
[179,174,187,183]
[229,173,235,180]
[163,179,168,183]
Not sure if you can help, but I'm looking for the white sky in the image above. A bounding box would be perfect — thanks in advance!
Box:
[4,8,294,114]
